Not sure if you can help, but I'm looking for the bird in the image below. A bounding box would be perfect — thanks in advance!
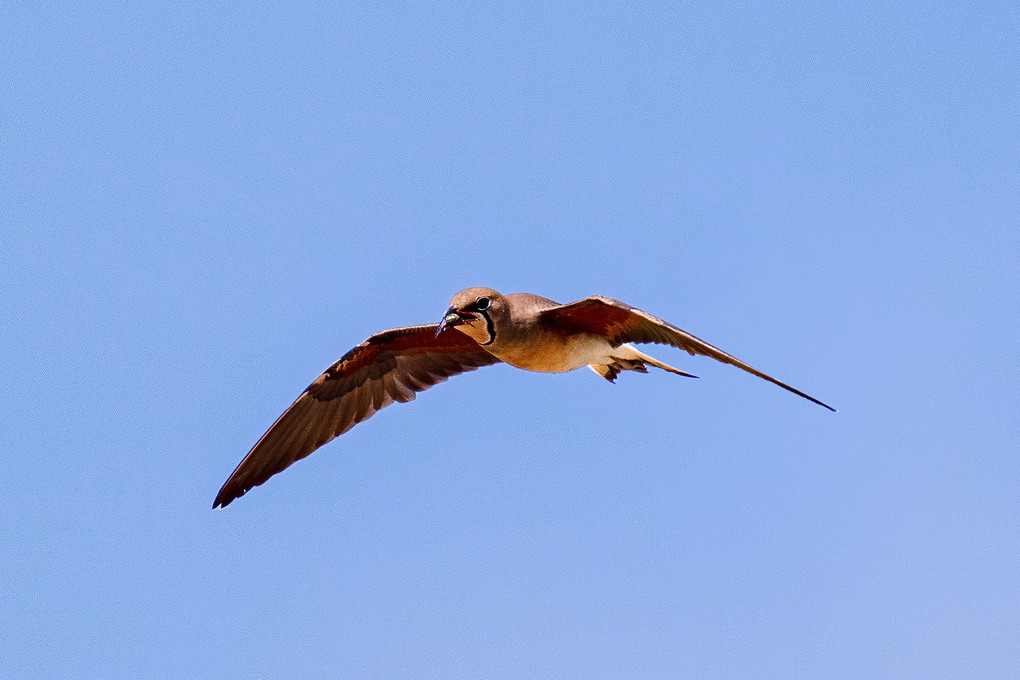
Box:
[213,287,834,507]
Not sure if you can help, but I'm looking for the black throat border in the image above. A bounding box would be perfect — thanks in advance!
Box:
[478,310,495,345]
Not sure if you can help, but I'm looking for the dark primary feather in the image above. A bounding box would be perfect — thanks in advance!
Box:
[541,296,835,411]
[213,324,501,508]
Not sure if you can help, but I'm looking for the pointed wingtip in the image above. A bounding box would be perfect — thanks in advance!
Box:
[212,489,236,509]
[807,395,837,412]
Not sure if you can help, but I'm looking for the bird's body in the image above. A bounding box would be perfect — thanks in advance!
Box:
[445,290,693,376]
[213,287,834,508]
[481,295,609,372]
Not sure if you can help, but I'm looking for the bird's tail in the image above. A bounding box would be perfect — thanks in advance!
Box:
[589,343,698,383]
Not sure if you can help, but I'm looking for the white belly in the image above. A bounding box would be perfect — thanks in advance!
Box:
[561,334,618,371]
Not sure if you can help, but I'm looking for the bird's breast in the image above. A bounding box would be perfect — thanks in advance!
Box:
[491,333,615,373]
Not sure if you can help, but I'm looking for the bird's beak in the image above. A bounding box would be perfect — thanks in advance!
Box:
[435,309,463,337]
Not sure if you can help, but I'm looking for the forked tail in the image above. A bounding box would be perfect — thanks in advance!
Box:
[589,343,698,383]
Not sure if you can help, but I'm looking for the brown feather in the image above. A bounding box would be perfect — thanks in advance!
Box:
[213,324,501,508]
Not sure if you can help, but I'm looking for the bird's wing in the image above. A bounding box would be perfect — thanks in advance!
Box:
[214,324,501,507]
[540,296,834,411]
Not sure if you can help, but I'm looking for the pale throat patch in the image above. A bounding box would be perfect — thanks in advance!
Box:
[453,317,493,345]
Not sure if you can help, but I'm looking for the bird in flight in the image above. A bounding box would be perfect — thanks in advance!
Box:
[214,288,834,507]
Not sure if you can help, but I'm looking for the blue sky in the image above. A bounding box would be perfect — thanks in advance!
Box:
[2,2,1017,678]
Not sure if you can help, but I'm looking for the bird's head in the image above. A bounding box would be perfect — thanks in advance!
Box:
[436,287,506,346]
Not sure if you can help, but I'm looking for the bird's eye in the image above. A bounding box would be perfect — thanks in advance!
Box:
[476,297,491,310]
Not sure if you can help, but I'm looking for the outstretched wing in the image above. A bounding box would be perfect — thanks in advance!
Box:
[541,296,834,411]
[214,324,501,507]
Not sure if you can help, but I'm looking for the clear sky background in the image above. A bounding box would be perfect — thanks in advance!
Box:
[2,2,1017,678]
